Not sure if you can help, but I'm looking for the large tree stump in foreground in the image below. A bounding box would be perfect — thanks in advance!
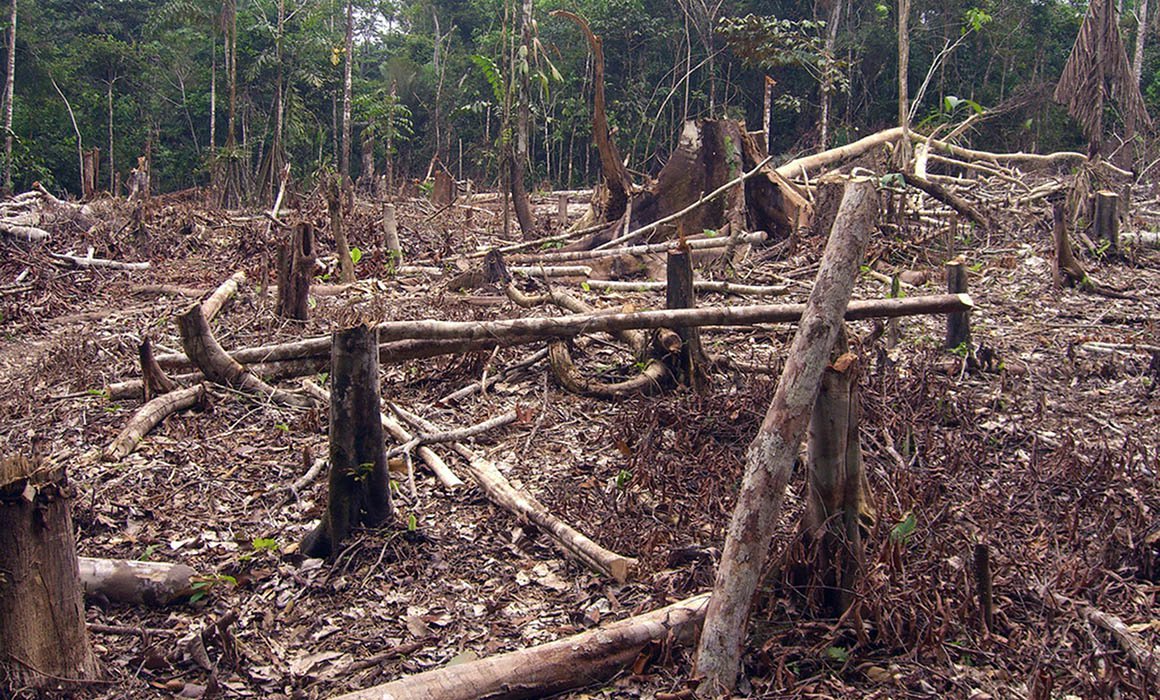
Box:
[276,223,317,321]
[301,325,393,558]
[0,456,98,689]
[695,179,878,694]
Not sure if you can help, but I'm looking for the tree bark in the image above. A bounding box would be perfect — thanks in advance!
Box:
[0,456,98,689]
[333,593,709,700]
[695,179,878,693]
[1134,0,1150,87]
[139,336,177,401]
[276,223,316,320]
[666,245,709,390]
[945,258,971,350]
[327,178,356,284]
[383,202,402,267]
[1093,189,1120,253]
[301,325,393,558]
[340,0,354,182]
[3,0,15,192]
[895,0,913,168]
[202,270,245,322]
[819,0,843,151]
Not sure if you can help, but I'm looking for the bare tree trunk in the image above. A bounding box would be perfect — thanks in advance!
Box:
[896,0,912,167]
[301,325,393,558]
[277,223,316,321]
[512,0,536,238]
[226,0,236,148]
[340,0,353,182]
[107,80,115,194]
[3,0,15,192]
[209,33,216,151]
[819,0,843,151]
[1134,0,1150,86]
[694,179,878,694]
[0,456,98,689]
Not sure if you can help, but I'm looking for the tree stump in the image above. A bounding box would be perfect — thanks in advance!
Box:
[301,325,393,558]
[382,203,402,269]
[433,169,457,207]
[803,327,874,616]
[557,193,569,229]
[945,258,971,351]
[0,456,98,689]
[276,223,316,321]
[665,246,709,391]
[1093,190,1120,254]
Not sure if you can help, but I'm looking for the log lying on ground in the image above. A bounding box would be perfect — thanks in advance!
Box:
[103,384,206,461]
[581,279,789,296]
[393,404,636,582]
[334,593,709,700]
[1121,231,1160,249]
[1043,590,1160,685]
[151,295,973,374]
[78,557,197,607]
[510,230,768,264]
[303,381,463,490]
[201,270,245,322]
[49,251,150,270]
[775,127,905,180]
[177,303,312,408]
[0,221,51,242]
[107,357,328,402]
[373,294,974,344]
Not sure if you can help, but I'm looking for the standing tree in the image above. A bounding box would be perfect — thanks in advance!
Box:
[896,0,912,168]
[340,0,353,184]
[1054,0,1152,159]
[3,0,15,192]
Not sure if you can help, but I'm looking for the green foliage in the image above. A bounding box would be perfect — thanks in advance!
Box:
[890,511,918,544]
[189,573,237,604]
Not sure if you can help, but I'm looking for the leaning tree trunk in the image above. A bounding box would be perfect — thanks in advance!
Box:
[695,179,878,694]
[0,456,98,689]
[301,325,393,558]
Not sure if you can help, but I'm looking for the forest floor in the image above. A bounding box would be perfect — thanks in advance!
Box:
[1,180,1158,700]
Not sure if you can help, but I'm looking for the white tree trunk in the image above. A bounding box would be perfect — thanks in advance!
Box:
[3,0,15,191]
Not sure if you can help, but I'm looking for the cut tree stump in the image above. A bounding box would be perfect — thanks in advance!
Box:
[383,203,402,268]
[138,336,177,402]
[276,223,316,321]
[301,325,393,558]
[0,456,98,689]
[1093,190,1120,253]
[665,244,709,390]
[945,258,971,351]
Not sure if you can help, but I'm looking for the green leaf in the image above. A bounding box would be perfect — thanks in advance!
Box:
[890,511,918,544]
[825,646,850,663]
[350,247,363,265]
[580,281,591,292]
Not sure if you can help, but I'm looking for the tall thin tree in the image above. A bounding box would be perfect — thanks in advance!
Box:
[3,0,15,192]
[340,0,353,182]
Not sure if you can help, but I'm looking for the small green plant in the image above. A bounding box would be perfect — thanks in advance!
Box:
[407,513,418,531]
[615,469,632,490]
[419,180,434,197]
[189,573,237,604]
[274,422,290,433]
[540,240,565,250]
[969,261,984,273]
[348,462,375,482]
[251,537,279,553]
[580,281,591,292]
[825,645,850,663]
[890,511,918,545]
[1094,239,1112,258]
[950,340,972,358]
[138,544,158,561]
[349,247,363,265]
[316,372,329,385]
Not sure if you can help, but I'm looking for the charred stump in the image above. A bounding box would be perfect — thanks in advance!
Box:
[0,456,98,689]
[301,325,393,558]
[665,245,709,391]
[276,223,317,321]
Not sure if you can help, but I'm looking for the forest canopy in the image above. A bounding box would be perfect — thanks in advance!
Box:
[0,1,1147,196]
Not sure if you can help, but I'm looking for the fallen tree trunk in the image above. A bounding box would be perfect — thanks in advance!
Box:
[582,279,789,296]
[393,404,636,582]
[176,303,312,408]
[373,294,973,344]
[901,172,992,230]
[49,252,150,270]
[333,592,709,700]
[775,128,905,179]
[151,295,972,373]
[510,231,768,264]
[202,270,245,322]
[107,357,327,402]
[1121,230,1160,248]
[102,384,206,461]
[78,557,197,607]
